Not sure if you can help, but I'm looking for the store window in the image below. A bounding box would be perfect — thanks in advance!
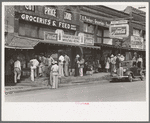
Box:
[97,37,102,43]
[97,29,102,37]
[133,28,140,37]
[19,22,38,38]
[103,29,109,37]
[83,23,94,34]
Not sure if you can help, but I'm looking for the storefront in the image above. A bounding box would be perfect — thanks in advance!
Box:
[5,5,101,82]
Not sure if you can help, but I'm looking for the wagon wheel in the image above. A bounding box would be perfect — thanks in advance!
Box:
[128,74,133,82]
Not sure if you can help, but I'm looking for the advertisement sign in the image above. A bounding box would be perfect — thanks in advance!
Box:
[109,24,129,38]
[110,20,128,25]
[44,31,57,41]
[78,33,84,44]
[80,14,110,27]
[62,34,80,44]
[130,36,144,49]
[44,6,57,17]
[64,12,72,20]
[19,13,77,31]
[84,37,94,45]
[25,5,35,12]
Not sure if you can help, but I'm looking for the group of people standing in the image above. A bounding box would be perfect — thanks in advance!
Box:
[29,53,71,89]
[104,54,125,76]
[74,54,85,77]
[132,54,143,68]
[104,53,144,76]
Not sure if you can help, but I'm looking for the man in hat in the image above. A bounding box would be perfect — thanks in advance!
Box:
[116,54,121,69]
[64,53,70,77]
[58,53,64,77]
[14,56,21,83]
[51,61,59,89]
[74,54,80,76]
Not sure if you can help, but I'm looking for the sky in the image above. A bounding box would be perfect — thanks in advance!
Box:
[105,4,147,12]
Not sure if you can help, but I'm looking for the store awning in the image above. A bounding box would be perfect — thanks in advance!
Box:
[95,43,146,51]
[5,33,39,49]
[39,40,101,49]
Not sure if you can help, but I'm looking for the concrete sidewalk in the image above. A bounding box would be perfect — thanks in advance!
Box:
[5,72,111,94]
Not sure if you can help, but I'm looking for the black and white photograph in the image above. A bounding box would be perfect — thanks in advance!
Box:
[2,2,149,121]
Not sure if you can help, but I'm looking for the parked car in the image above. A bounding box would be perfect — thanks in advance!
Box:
[111,60,145,82]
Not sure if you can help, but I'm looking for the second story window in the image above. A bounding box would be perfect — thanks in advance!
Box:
[83,23,94,34]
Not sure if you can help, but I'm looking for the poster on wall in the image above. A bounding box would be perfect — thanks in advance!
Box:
[130,36,144,49]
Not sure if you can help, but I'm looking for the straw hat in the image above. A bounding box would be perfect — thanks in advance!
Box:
[76,54,80,57]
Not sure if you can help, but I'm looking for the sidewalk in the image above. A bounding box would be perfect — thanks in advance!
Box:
[5,72,111,94]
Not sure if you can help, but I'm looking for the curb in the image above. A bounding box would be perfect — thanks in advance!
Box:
[5,75,111,95]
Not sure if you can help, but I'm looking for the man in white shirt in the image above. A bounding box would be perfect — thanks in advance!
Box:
[51,61,59,89]
[30,56,39,81]
[14,56,21,83]
[58,53,64,77]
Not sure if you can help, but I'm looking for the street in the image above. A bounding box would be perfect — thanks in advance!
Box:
[5,79,146,102]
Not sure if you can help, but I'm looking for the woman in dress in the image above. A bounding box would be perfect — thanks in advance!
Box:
[105,55,110,73]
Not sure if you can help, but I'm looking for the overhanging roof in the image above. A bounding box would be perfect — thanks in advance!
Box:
[5,33,39,49]
[39,40,101,49]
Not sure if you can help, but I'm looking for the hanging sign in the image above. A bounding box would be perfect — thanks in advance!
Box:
[130,36,144,49]
[109,24,129,38]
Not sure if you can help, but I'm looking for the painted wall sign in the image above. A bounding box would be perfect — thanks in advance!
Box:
[109,24,129,38]
[20,13,77,31]
[44,6,57,17]
[84,37,94,45]
[44,31,57,41]
[62,34,80,44]
[130,36,144,49]
[110,20,128,25]
[80,14,110,27]
[64,12,72,20]
[25,5,35,11]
